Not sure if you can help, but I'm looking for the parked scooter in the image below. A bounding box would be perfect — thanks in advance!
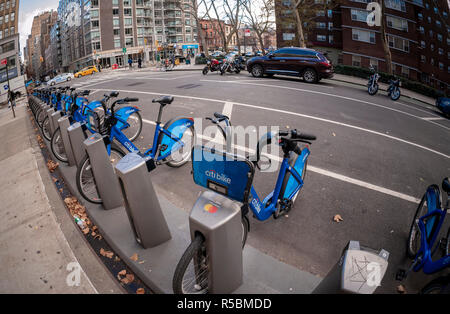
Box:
[367,66,380,96]
[387,77,401,101]
[202,58,222,75]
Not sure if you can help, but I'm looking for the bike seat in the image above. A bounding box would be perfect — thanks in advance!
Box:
[443,178,450,193]
[152,96,174,105]
[110,91,119,98]
[213,112,229,121]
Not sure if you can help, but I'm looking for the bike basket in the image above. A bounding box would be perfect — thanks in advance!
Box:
[192,145,255,203]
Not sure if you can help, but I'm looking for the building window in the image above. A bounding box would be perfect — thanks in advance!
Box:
[92,41,101,50]
[388,35,409,52]
[428,16,431,23]
[438,48,443,55]
[328,22,333,30]
[114,39,121,48]
[439,62,443,70]
[386,16,408,31]
[437,34,443,42]
[316,10,325,16]
[114,29,120,36]
[328,9,333,17]
[124,18,133,26]
[125,38,133,47]
[317,35,327,41]
[352,55,361,67]
[113,19,120,27]
[352,29,375,44]
[370,59,378,70]
[436,20,441,27]
[91,10,99,18]
[316,22,326,29]
[351,9,368,22]
[125,28,133,36]
[430,58,434,65]
[385,0,406,12]
[113,9,119,15]
[420,55,426,62]
[329,35,333,44]
[123,0,131,6]
[282,33,295,41]
[418,13,423,20]
[431,44,434,51]
[92,20,99,28]
[429,30,433,37]
[401,66,409,77]
[419,26,424,33]
[124,8,132,16]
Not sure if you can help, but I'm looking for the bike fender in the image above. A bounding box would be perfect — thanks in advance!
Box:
[115,106,140,130]
[282,147,310,199]
[158,117,194,154]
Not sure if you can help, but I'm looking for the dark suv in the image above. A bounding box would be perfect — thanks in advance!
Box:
[246,47,333,83]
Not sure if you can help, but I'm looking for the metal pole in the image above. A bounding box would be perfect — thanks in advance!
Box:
[5,63,15,118]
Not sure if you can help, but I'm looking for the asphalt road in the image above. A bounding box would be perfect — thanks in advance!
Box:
[57,68,450,293]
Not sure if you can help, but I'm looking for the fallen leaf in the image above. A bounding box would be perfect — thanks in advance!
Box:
[100,248,114,259]
[82,228,90,235]
[136,288,145,294]
[397,285,406,294]
[118,270,126,276]
[138,260,145,264]
[114,256,121,262]
[121,274,135,284]
[130,253,138,262]
[333,214,343,222]
[46,160,59,172]
[332,132,336,137]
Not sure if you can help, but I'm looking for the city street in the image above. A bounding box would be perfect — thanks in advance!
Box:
[57,67,450,293]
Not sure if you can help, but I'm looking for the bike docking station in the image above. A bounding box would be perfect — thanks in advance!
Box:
[312,240,389,294]
[83,133,123,210]
[189,190,243,293]
[114,152,171,248]
[67,122,88,167]
[50,110,64,136]
[57,116,76,166]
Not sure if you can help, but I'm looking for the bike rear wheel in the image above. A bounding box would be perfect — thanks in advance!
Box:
[76,145,125,204]
[173,234,209,294]
[36,109,46,128]
[51,127,68,163]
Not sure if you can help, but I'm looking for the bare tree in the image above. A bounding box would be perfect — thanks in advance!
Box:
[204,0,242,52]
[176,0,211,55]
[242,0,275,55]
[379,0,393,75]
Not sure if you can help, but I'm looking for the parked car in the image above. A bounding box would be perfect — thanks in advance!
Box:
[246,47,333,83]
[74,65,98,78]
[436,97,450,117]
[47,73,75,86]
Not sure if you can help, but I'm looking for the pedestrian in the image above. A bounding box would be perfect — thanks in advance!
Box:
[128,57,133,69]
[138,57,142,68]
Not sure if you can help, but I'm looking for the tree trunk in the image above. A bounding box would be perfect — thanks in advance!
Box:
[294,7,306,47]
[380,1,393,74]
[257,31,266,55]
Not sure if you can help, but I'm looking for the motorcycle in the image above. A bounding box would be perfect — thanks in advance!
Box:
[220,56,240,75]
[367,66,380,96]
[387,77,401,101]
[202,58,221,75]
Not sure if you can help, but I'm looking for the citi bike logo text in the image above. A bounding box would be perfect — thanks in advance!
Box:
[205,170,231,184]
[366,2,382,27]
[66,262,81,287]
[366,262,382,287]
[251,197,262,213]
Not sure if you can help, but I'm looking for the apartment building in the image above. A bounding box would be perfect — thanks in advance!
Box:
[56,0,199,72]
[275,0,449,92]
[199,18,238,52]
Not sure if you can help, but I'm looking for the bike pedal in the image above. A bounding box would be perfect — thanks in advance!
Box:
[395,269,407,281]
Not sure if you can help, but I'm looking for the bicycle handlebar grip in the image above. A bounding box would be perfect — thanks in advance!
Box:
[292,129,316,140]
[124,97,139,102]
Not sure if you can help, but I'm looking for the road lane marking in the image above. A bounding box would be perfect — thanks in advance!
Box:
[93,88,450,159]
[222,102,234,119]
[200,79,450,132]
[422,117,446,121]
[141,119,421,204]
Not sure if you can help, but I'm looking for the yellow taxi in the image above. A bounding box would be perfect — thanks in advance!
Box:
[74,65,99,78]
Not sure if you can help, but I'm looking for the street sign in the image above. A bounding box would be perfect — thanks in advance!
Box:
[244,29,251,37]
[1,58,6,65]
[123,47,127,53]
[4,84,9,90]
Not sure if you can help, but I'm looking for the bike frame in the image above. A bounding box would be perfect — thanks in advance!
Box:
[413,186,450,274]
[249,147,310,221]
[107,119,185,161]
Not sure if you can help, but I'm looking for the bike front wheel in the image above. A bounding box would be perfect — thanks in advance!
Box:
[406,192,431,259]
[173,234,209,294]
[121,111,143,142]
[76,145,125,204]
[42,116,52,141]
[165,126,195,168]
[51,127,68,163]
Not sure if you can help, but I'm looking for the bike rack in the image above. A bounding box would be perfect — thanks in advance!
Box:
[67,122,88,167]
[114,153,171,249]
[189,190,243,294]
[83,133,123,210]
[50,110,63,136]
[46,108,55,133]
[312,240,389,294]
[57,116,76,166]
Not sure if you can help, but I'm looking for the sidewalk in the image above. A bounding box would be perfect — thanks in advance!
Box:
[0,101,113,293]
[330,73,437,106]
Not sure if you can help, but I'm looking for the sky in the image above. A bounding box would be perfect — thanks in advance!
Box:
[18,0,60,60]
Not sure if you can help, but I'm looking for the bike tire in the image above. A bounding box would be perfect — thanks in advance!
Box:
[202,67,208,75]
[42,116,52,141]
[165,126,195,168]
[420,276,450,294]
[446,226,450,256]
[406,190,436,259]
[173,234,209,294]
[121,111,143,142]
[391,89,401,101]
[50,127,68,163]
[368,83,378,95]
[37,109,46,128]
[76,144,125,204]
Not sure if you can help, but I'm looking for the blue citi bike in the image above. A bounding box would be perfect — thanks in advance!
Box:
[172,113,316,294]
[397,177,450,293]
[50,89,142,163]
[76,95,195,204]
